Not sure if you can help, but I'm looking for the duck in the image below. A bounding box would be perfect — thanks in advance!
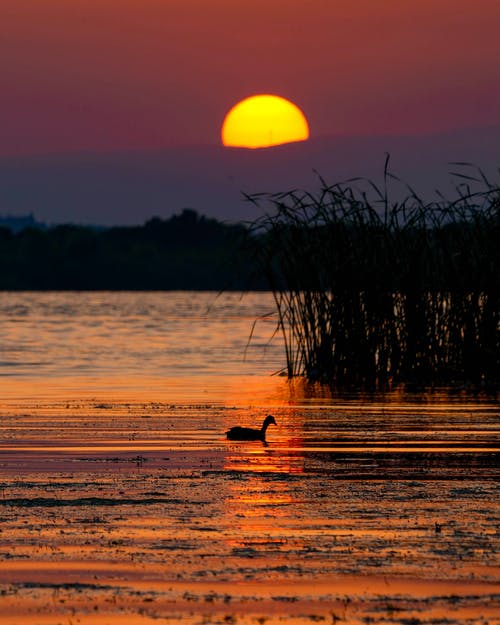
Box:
[226,415,277,442]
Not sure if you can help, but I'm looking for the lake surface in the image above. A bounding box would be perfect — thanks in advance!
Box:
[0,290,283,380]
[0,291,499,625]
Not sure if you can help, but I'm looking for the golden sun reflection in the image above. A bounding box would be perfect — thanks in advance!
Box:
[223,412,305,474]
[222,413,306,560]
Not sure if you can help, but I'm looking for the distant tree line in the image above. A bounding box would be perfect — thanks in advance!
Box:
[0,209,263,290]
[2,182,499,389]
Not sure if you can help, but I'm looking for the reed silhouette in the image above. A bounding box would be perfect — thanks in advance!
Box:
[246,158,500,390]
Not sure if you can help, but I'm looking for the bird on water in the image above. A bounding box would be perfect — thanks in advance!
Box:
[226,415,277,442]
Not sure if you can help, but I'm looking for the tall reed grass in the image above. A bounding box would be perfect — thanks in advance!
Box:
[246,159,500,389]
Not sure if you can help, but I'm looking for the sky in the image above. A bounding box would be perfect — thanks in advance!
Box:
[2,0,500,158]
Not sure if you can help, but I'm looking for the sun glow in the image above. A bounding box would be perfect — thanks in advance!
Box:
[221,94,310,149]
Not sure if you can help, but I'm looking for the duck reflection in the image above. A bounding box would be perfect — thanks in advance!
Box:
[222,414,307,567]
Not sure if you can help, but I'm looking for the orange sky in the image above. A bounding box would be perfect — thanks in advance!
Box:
[2,0,500,156]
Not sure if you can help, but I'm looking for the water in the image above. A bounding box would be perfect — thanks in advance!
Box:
[0,290,290,404]
[0,291,282,379]
[0,291,499,625]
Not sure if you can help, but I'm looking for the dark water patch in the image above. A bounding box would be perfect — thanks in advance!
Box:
[151,540,197,551]
[14,582,119,591]
[202,469,303,482]
[0,552,30,560]
[0,496,185,508]
[231,547,258,558]
[77,455,150,464]
[301,451,500,479]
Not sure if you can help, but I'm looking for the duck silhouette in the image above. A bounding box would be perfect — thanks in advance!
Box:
[226,415,277,442]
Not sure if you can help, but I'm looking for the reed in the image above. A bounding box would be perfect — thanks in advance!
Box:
[246,160,500,389]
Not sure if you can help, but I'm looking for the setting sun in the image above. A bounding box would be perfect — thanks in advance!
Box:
[221,94,310,149]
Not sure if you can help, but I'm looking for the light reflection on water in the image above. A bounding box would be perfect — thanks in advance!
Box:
[0,292,499,623]
[1,396,497,481]
[0,291,282,379]
[1,290,498,477]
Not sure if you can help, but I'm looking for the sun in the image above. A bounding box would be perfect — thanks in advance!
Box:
[221,94,310,149]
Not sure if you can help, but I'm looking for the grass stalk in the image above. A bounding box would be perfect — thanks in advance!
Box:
[246,162,500,390]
